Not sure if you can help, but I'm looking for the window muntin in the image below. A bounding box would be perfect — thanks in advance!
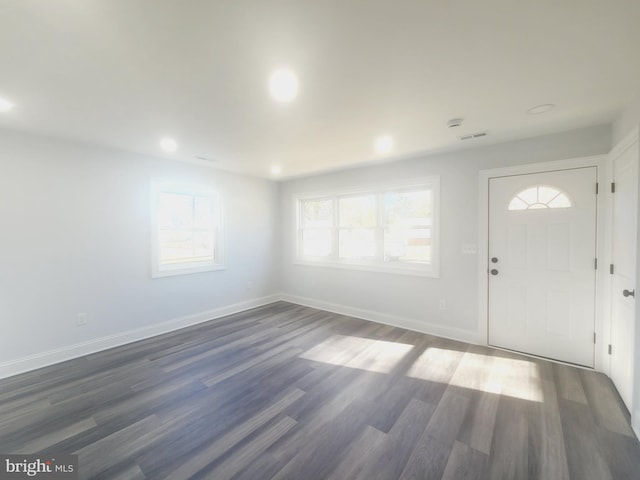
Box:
[296,178,439,276]
[508,186,572,211]
[151,180,224,277]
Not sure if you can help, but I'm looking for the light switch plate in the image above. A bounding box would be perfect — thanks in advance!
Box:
[462,244,477,255]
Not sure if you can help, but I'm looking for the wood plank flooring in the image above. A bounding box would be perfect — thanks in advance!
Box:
[1,301,639,479]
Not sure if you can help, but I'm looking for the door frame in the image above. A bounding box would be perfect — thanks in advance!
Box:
[478,155,609,371]
[607,128,640,410]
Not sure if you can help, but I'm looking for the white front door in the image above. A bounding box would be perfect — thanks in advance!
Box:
[488,167,598,367]
[609,136,638,410]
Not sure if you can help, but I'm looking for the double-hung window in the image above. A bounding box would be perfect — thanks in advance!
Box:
[296,177,439,276]
[150,179,224,277]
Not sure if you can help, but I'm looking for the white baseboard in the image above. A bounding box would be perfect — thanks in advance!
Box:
[279,293,483,345]
[0,294,281,380]
[0,292,484,380]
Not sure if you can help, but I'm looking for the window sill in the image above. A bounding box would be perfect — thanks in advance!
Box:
[294,258,439,278]
[152,263,226,278]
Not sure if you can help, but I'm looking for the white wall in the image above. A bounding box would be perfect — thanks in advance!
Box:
[613,95,640,145]
[279,125,611,342]
[0,129,280,375]
[0,123,618,380]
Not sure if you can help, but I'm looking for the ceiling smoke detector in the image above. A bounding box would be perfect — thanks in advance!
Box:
[447,118,464,128]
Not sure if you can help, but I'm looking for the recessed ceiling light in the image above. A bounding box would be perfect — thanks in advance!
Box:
[374,135,394,155]
[527,104,555,115]
[160,137,178,153]
[269,68,299,103]
[270,164,282,176]
[0,96,14,112]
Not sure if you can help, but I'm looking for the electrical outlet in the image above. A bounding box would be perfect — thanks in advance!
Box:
[439,299,447,310]
[77,313,88,326]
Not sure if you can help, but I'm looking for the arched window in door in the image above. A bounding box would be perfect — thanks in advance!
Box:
[508,186,572,211]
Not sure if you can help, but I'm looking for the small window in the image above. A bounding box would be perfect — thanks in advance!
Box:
[150,179,224,277]
[508,186,572,211]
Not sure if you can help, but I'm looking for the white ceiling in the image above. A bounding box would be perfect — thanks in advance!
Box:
[1,1,639,178]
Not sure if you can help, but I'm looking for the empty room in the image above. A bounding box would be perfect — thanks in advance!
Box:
[2,1,640,479]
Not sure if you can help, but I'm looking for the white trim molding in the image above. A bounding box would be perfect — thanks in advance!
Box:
[280,293,483,345]
[0,295,280,380]
[1,292,485,381]
[610,126,640,160]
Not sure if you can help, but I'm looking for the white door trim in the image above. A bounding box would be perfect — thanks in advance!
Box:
[610,127,640,160]
[478,154,608,371]
[607,128,639,417]
[606,128,639,378]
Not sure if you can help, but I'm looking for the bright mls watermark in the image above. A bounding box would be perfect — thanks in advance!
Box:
[0,455,77,479]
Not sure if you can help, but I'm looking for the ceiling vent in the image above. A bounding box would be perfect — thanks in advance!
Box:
[459,131,488,141]
[447,118,464,128]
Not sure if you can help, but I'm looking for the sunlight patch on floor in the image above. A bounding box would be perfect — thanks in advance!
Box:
[300,335,414,374]
[405,346,465,384]
[407,348,543,402]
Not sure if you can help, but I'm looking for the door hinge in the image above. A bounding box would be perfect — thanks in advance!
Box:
[608,344,612,355]
[610,264,615,275]
[593,332,596,344]
[594,258,598,270]
[596,182,599,194]
[611,182,616,193]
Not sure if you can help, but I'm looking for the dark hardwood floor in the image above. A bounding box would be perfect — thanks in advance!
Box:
[1,301,639,479]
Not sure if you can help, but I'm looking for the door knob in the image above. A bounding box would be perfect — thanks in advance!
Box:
[623,289,635,298]
[490,269,499,275]
[491,257,499,263]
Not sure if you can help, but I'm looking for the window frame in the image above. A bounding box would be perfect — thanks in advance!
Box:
[150,179,225,278]
[294,177,440,277]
